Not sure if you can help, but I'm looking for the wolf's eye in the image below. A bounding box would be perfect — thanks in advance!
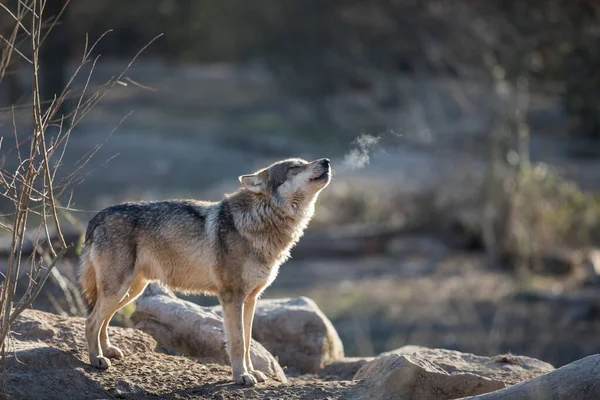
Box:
[289,165,302,172]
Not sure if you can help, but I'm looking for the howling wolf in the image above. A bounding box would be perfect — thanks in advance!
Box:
[79,158,331,386]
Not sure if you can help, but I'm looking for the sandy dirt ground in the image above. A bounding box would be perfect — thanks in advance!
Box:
[6,310,355,400]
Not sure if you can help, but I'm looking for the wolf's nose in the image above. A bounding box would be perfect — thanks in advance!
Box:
[320,158,330,168]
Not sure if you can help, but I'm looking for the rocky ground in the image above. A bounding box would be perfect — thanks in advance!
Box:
[4,297,600,400]
[5,309,352,399]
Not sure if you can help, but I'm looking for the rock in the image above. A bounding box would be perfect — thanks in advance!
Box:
[458,354,600,399]
[113,379,144,398]
[131,284,287,383]
[379,347,554,385]
[349,348,554,400]
[134,287,343,375]
[231,297,345,374]
[351,354,504,400]
[319,357,374,381]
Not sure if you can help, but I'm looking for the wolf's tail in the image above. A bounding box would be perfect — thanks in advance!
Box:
[79,250,97,315]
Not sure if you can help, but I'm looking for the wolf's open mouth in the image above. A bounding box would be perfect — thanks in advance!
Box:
[310,170,329,181]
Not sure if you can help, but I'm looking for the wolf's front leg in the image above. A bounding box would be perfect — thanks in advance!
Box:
[243,295,267,383]
[220,296,257,386]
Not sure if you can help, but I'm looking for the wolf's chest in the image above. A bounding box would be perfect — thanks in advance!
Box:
[264,262,282,288]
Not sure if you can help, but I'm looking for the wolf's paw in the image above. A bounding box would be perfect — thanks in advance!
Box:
[104,345,124,359]
[235,372,258,387]
[90,355,111,369]
[249,370,267,383]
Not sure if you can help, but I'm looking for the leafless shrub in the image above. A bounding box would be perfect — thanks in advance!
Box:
[0,0,161,375]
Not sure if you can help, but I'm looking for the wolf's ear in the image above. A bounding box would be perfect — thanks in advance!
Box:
[239,170,268,194]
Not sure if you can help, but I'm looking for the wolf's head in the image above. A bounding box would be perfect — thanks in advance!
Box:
[238,158,331,213]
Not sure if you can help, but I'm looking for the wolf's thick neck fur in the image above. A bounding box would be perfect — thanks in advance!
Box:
[224,188,315,265]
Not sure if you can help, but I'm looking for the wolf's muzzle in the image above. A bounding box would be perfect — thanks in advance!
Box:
[319,158,330,168]
[311,158,331,181]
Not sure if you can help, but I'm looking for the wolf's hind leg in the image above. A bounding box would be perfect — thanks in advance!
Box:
[101,274,148,359]
[86,300,110,369]
[87,290,127,369]
[90,291,130,368]
[87,250,137,369]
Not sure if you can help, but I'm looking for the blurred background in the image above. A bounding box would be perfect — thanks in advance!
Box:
[2,0,600,368]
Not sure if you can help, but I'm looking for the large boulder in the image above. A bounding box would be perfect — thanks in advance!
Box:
[351,354,504,400]
[458,354,600,400]
[378,347,555,385]
[131,284,287,383]
[349,347,555,400]
[215,297,344,374]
